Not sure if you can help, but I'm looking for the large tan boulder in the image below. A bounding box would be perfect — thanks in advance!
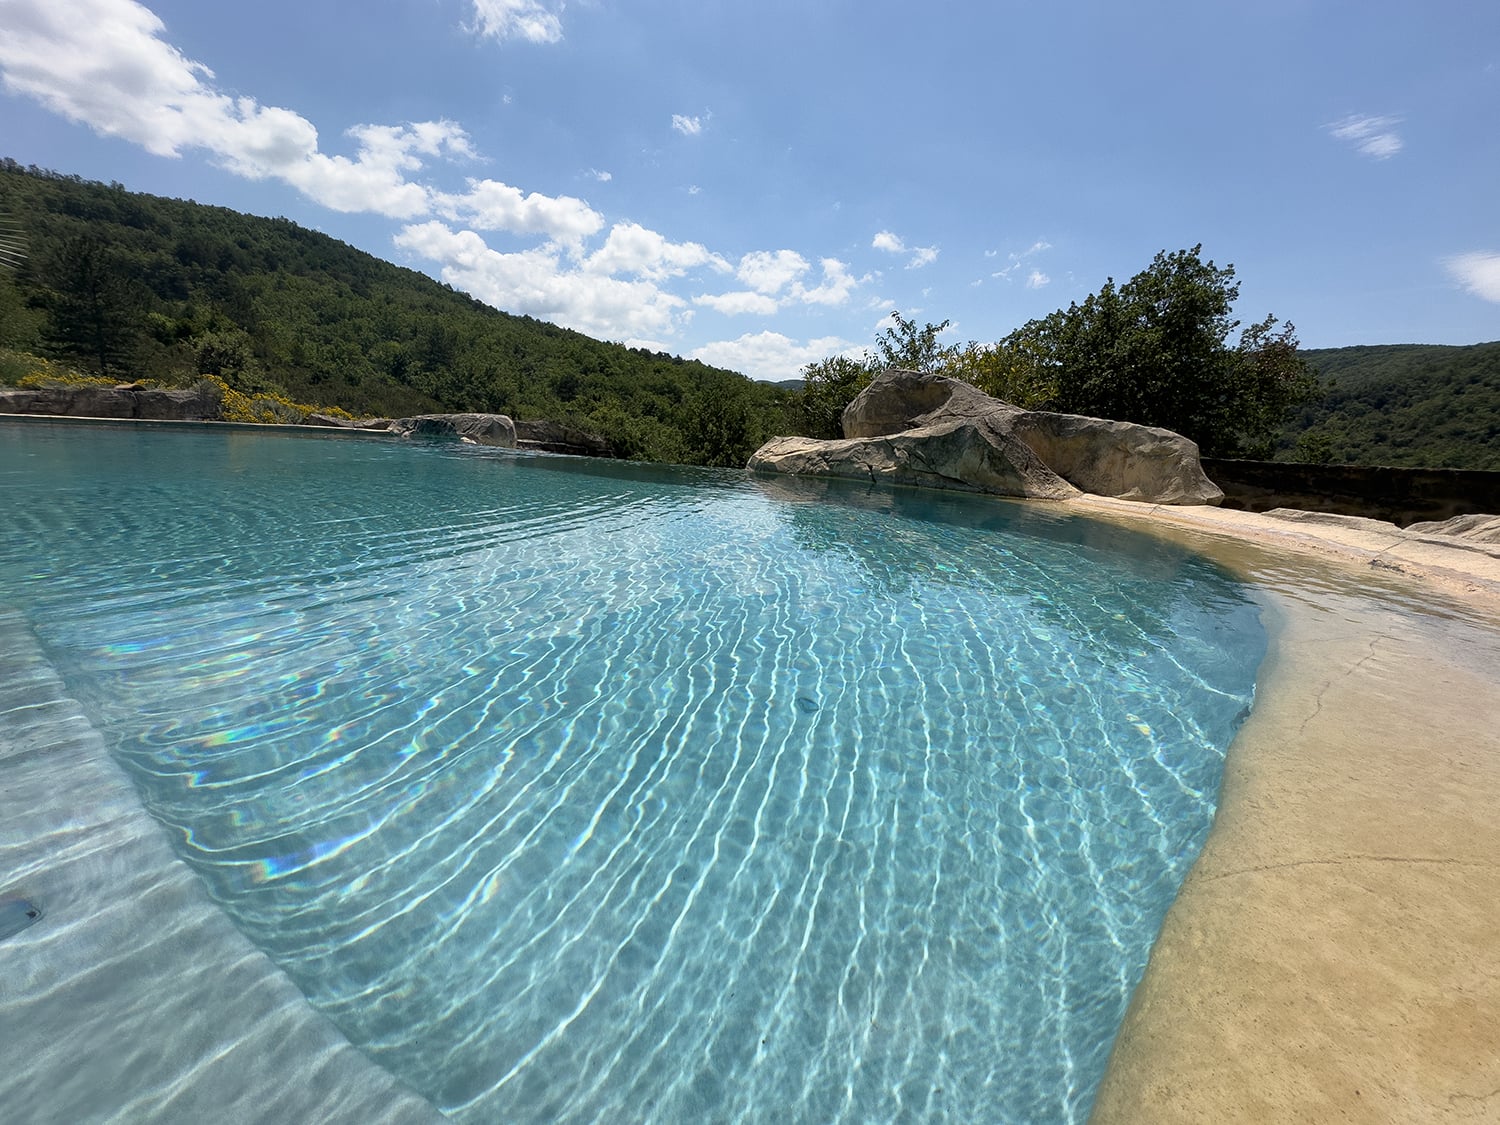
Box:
[390,412,516,447]
[842,370,1013,438]
[750,368,1222,505]
[1008,410,1224,505]
[747,420,1080,500]
[302,413,393,430]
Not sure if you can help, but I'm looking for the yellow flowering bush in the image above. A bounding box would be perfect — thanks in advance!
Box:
[2,352,359,425]
[197,374,355,424]
[4,351,120,389]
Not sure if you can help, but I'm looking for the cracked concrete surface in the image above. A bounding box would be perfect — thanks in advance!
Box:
[1070,499,1500,1123]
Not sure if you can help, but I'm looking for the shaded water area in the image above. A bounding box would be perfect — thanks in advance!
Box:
[0,421,1265,1123]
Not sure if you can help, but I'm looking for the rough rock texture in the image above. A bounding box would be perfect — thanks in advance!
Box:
[842,372,1011,439]
[512,419,615,458]
[303,413,393,430]
[749,424,1080,500]
[0,383,220,421]
[751,369,1223,505]
[389,413,516,447]
[1008,410,1224,505]
[1263,507,1500,562]
[1406,512,1500,544]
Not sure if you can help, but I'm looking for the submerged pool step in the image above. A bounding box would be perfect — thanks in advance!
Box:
[0,603,444,1123]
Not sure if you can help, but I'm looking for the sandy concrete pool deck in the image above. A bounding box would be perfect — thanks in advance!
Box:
[1071,499,1500,1123]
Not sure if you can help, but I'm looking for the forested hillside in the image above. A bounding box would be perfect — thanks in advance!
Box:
[3,161,1495,471]
[1278,343,1500,469]
[0,161,792,465]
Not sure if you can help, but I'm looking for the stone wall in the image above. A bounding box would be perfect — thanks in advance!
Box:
[1202,458,1500,527]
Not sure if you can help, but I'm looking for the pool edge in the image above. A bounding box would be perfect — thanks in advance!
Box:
[1070,499,1500,1122]
[0,607,445,1125]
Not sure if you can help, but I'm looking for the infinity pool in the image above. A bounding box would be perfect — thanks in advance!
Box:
[0,421,1264,1123]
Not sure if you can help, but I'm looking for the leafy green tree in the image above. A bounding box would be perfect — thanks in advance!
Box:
[874,311,953,373]
[679,381,761,467]
[942,337,1057,408]
[798,354,873,438]
[998,246,1316,456]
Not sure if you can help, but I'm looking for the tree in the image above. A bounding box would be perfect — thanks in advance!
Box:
[997,246,1316,456]
[679,381,761,467]
[874,311,953,373]
[42,235,143,377]
[795,312,956,439]
[798,354,872,438]
[942,337,1057,409]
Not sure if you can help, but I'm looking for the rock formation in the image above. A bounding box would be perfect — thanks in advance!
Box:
[1409,513,1500,544]
[0,383,220,421]
[302,413,393,430]
[388,413,517,447]
[749,369,1224,506]
[750,426,1079,501]
[512,419,616,458]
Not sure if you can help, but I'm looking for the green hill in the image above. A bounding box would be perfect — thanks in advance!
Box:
[1277,342,1500,470]
[0,160,792,466]
[4,161,1495,471]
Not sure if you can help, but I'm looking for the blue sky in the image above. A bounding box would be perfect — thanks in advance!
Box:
[1,0,1496,379]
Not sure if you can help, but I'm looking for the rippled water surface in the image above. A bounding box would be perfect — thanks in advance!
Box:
[1,422,1265,1123]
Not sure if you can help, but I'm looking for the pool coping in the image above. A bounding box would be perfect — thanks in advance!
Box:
[1066,498,1500,1123]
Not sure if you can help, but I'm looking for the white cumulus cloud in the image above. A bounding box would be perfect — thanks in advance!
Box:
[0,0,473,217]
[436,178,604,247]
[672,113,704,136]
[696,256,861,317]
[872,229,938,268]
[1327,114,1403,159]
[467,0,563,44]
[1026,270,1050,289]
[690,331,855,382]
[584,222,729,281]
[737,249,809,295]
[1445,251,1500,303]
[396,221,693,341]
[795,258,859,306]
[692,291,781,316]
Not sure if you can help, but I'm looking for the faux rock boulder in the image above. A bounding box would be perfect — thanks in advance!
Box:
[512,419,615,458]
[303,413,393,430]
[1007,410,1224,505]
[842,371,1018,439]
[749,422,1080,501]
[750,369,1223,506]
[0,383,221,421]
[389,413,517,447]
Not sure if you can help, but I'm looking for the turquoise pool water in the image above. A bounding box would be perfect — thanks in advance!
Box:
[0,421,1264,1123]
